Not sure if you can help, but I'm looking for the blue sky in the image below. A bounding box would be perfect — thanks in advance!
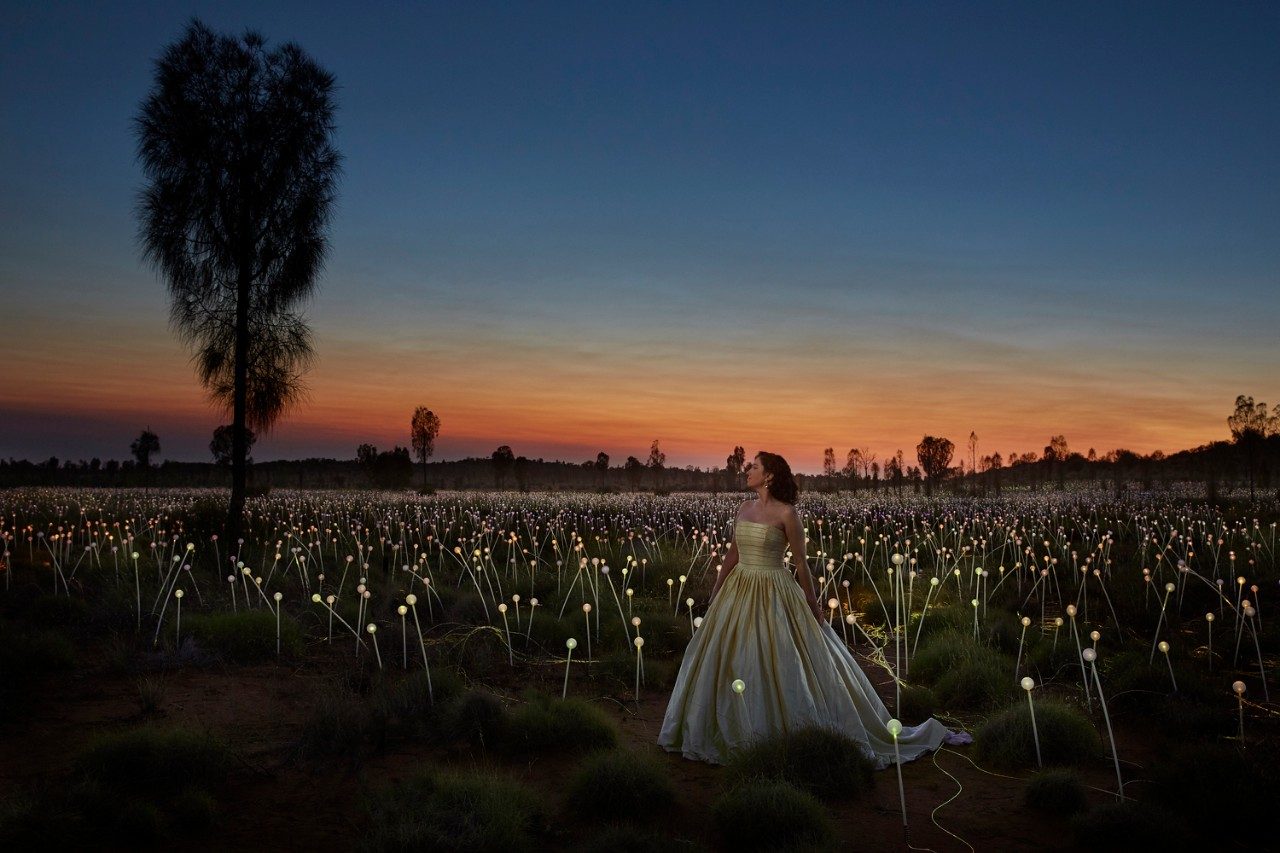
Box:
[2,1,1277,470]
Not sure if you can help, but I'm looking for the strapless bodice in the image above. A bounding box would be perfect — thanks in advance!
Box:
[734,519,787,572]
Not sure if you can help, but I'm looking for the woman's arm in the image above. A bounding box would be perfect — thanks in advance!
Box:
[709,502,747,603]
[784,506,823,623]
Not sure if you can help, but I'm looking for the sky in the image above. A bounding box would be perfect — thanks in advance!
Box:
[2,1,1277,473]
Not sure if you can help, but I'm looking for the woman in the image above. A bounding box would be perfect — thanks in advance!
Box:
[657,451,969,767]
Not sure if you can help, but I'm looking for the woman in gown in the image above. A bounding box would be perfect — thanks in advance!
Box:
[658,451,968,768]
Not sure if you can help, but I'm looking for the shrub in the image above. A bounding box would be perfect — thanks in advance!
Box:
[297,687,383,760]
[574,825,697,853]
[0,619,77,682]
[137,675,166,716]
[974,700,1101,770]
[361,769,547,852]
[564,749,676,823]
[711,779,835,852]
[183,609,303,662]
[67,726,230,843]
[1070,801,1184,849]
[507,691,618,754]
[1149,741,1280,840]
[725,725,874,802]
[933,653,1015,710]
[75,726,231,796]
[1024,769,1088,816]
[377,667,463,734]
[442,689,511,750]
[897,683,937,723]
[910,629,996,683]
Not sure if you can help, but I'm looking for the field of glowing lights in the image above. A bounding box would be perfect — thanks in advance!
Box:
[1,486,1277,851]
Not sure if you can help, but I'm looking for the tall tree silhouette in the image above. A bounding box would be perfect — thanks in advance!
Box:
[131,428,160,468]
[915,436,954,495]
[1228,395,1279,500]
[492,445,515,488]
[136,19,340,541]
[410,407,441,489]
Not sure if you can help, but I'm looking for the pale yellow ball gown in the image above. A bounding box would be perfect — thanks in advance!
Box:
[658,519,962,767]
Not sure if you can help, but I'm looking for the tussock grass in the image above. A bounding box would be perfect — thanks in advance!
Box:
[75,726,231,795]
[712,779,836,852]
[897,683,937,723]
[974,700,1101,770]
[564,748,676,823]
[573,825,700,853]
[1024,768,1088,815]
[442,689,510,750]
[1070,801,1185,849]
[725,725,875,802]
[360,769,547,852]
[66,725,231,843]
[507,690,618,754]
[1149,741,1280,840]
[297,686,385,760]
[183,609,303,662]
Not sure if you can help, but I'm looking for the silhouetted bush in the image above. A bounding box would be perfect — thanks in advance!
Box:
[712,779,835,852]
[361,770,547,852]
[183,609,303,662]
[725,725,874,802]
[564,749,675,823]
[974,700,1100,770]
[1024,768,1088,816]
[506,691,618,754]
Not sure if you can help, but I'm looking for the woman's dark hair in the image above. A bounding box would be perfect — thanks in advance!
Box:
[757,451,798,504]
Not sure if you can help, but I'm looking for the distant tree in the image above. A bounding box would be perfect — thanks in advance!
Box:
[822,447,837,479]
[884,452,903,493]
[211,424,257,466]
[514,455,530,491]
[492,445,516,489]
[410,407,441,488]
[915,436,954,495]
[725,445,745,489]
[131,428,161,468]
[1087,448,1097,462]
[647,439,666,488]
[136,19,341,542]
[1043,435,1069,463]
[594,451,610,487]
[1228,394,1279,500]
[356,443,378,467]
[842,448,862,485]
[968,432,978,477]
[624,455,644,490]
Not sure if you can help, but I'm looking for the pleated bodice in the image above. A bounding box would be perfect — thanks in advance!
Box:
[733,519,787,573]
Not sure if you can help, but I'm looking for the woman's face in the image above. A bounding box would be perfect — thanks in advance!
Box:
[744,456,768,490]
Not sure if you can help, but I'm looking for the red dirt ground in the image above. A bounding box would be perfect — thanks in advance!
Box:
[1,634,1171,852]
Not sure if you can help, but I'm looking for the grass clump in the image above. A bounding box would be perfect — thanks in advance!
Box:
[932,652,1015,710]
[898,683,937,723]
[573,825,699,853]
[564,749,676,824]
[1070,801,1184,849]
[69,725,230,843]
[376,667,464,734]
[442,689,511,750]
[507,690,618,754]
[361,769,547,852]
[1023,768,1088,816]
[1148,741,1280,840]
[183,609,303,662]
[712,779,836,852]
[974,700,1101,770]
[75,725,231,795]
[296,686,384,760]
[725,724,874,802]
